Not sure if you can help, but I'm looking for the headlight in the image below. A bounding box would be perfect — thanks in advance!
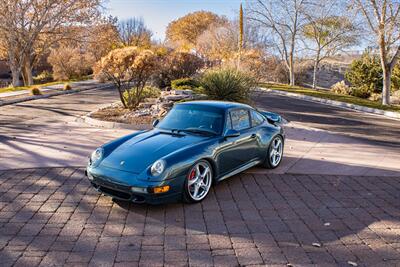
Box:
[90,147,104,166]
[151,159,165,176]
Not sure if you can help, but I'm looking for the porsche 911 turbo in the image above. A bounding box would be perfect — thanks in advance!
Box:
[86,101,285,204]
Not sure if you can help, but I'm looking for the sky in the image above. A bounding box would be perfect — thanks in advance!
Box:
[106,0,242,41]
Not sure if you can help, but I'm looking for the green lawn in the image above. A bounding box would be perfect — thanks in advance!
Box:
[260,83,400,113]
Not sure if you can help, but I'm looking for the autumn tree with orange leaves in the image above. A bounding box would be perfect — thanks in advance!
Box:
[166,11,227,51]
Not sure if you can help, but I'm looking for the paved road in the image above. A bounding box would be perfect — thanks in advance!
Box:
[253,90,400,148]
[0,87,132,170]
[0,86,118,126]
[0,167,399,266]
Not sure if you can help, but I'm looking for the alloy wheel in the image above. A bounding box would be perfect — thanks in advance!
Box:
[269,136,283,167]
[187,161,212,201]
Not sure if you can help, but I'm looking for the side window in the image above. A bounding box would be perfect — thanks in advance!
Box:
[251,110,265,127]
[230,109,250,131]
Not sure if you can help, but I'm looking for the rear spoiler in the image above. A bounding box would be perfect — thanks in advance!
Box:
[258,110,289,125]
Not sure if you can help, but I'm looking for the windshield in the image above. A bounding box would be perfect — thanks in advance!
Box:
[157,104,224,135]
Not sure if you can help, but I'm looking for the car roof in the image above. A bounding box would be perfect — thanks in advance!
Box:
[177,100,253,110]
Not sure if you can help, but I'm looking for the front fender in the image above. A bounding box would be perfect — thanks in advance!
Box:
[146,138,220,182]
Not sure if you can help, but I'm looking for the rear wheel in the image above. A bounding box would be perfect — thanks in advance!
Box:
[263,135,284,169]
[183,160,213,203]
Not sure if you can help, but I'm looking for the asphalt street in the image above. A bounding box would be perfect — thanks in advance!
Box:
[252,91,400,148]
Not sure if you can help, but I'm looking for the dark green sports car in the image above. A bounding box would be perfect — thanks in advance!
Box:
[86,101,285,204]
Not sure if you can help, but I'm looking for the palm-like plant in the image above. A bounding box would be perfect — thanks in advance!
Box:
[200,68,256,103]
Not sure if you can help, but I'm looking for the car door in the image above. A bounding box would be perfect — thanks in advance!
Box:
[216,108,259,177]
[250,109,268,160]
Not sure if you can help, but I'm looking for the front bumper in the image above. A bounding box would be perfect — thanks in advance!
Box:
[86,168,185,205]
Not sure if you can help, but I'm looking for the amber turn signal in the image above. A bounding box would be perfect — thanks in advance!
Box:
[152,185,170,194]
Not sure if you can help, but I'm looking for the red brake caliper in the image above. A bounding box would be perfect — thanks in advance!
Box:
[189,169,196,180]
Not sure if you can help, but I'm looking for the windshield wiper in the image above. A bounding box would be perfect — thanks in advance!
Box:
[158,128,185,136]
[181,128,218,136]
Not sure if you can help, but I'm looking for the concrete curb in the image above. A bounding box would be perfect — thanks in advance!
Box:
[76,102,152,130]
[0,83,113,107]
[259,87,400,120]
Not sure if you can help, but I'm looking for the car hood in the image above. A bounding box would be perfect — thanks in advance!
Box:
[100,130,207,174]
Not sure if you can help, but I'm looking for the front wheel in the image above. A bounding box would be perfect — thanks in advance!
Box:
[183,160,213,203]
[262,135,284,169]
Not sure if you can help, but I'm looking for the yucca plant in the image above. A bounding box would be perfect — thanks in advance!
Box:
[200,68,256,103]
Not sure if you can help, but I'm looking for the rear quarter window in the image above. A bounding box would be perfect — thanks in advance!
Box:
[251,110,265,127]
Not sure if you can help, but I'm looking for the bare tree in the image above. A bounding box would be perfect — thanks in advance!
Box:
[303,0,359,89]
[353,0,400,105]
[247,0,308,86]
[118,18,153,47]
[0,0,102,86]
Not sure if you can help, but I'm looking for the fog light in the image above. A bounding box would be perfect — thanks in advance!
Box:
[152,185,170,194]
[131,187,148,194]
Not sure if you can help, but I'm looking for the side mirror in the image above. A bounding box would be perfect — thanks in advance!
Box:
[152,119,159,127]
[267,115,281,124]
[224,129,240,138]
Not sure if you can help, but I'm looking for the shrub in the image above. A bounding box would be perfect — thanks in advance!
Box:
[94,47,159,109]
[392,90,400,105]
[48,46,95,81]
[34,71,53,83]
[142,86,161,99]
[369,93,381,101]
[64,83,72,91]
[351,85,371,98]
[200,68,256,103]
[345,53,383,94]
[31,87,42,95]
[154,51,204,88]
[171,78,200,90]
[331,81,351,95]
[123,86,161,109]
[393,90,400,98]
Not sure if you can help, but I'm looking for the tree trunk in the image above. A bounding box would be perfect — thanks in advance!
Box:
[8,50,22,87]
[312,52,320,89]
[11,68,22,87]
[289,52,295,86]
[378,34,390,105]
[382,66,391,105]
[312,60,318,89]
[22,59,34,86]
[117,85,127,108]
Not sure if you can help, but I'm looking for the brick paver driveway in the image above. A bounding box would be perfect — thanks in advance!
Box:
[1,168,399,266]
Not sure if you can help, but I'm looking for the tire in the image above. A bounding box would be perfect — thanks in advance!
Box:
[262,135,284,169]
[183,160,213,203]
